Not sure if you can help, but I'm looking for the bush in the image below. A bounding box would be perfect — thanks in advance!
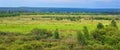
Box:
[16,43,44,50]
[91,29,106,41]
[0,45,6,50]
[77,31,87,46]
[55,17,63,20]
[51,45,69,50]
[30,43,44,50]
[0,31,7,35]
[110,20,118,29]
[53,29,59,39]
[73,46,93,50]
[91,26,120,45]
[73,44,113,50]
[83,26,89,40]
[97,23,104,29]
[31,28,52,40]
[34,35,41,40]
[92,44,113,50]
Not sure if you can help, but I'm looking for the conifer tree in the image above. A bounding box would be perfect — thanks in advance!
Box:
[53,29,59,39]
[110,20,118,29]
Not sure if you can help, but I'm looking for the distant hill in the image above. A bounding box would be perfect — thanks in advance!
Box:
[0,7,120,13]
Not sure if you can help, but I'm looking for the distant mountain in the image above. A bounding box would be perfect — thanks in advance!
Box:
[0,7,120,13]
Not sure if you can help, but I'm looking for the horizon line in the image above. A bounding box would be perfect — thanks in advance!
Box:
[0,6,120,9]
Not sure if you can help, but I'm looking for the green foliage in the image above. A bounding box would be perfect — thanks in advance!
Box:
[0,12,20,17]
[55,17,64,20]
[0,22,119,50]
[53,29,59,39]
[93,17,113,20]
[77,31,87,46]
[31,28,52,40]
[0,45,6,50]
[51,45,69,50]
[0,13,120,50]
[91,26,120,45]
[16,43,44,50]
[91,29,107,44]
[91,44,114,50]
[110,20,118,29]
[34,35,41,40]
[97,22,104,29]
[54,16,81,21]
[83,26,89,40]
[0,31,7,35]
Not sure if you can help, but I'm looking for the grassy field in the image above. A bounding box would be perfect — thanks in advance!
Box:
[0,15,120,33]
[0,14,120,50]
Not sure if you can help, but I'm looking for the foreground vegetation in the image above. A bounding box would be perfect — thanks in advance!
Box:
[0,20,120,50]
[0,11,120,50]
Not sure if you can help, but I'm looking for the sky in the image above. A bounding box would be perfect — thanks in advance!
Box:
[0,0,120,8]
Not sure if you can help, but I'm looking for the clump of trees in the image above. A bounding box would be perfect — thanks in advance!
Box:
[75,20,120,50]
[0,11,20,17]
[55,16,81,21]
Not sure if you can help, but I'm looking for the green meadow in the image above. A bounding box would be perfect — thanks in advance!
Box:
[0,14,120,50]
[0,15,119,33]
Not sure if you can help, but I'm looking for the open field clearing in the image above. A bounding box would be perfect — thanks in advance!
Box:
[0,1,120,49]
[0,15,120,33]
[0,14,120,50]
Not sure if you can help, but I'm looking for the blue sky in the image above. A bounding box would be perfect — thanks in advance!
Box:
[0,0,120,8]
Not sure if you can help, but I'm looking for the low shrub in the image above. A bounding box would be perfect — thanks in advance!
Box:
[0,45,7,50]
[31,28,52,40]
[51,45,69,50]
